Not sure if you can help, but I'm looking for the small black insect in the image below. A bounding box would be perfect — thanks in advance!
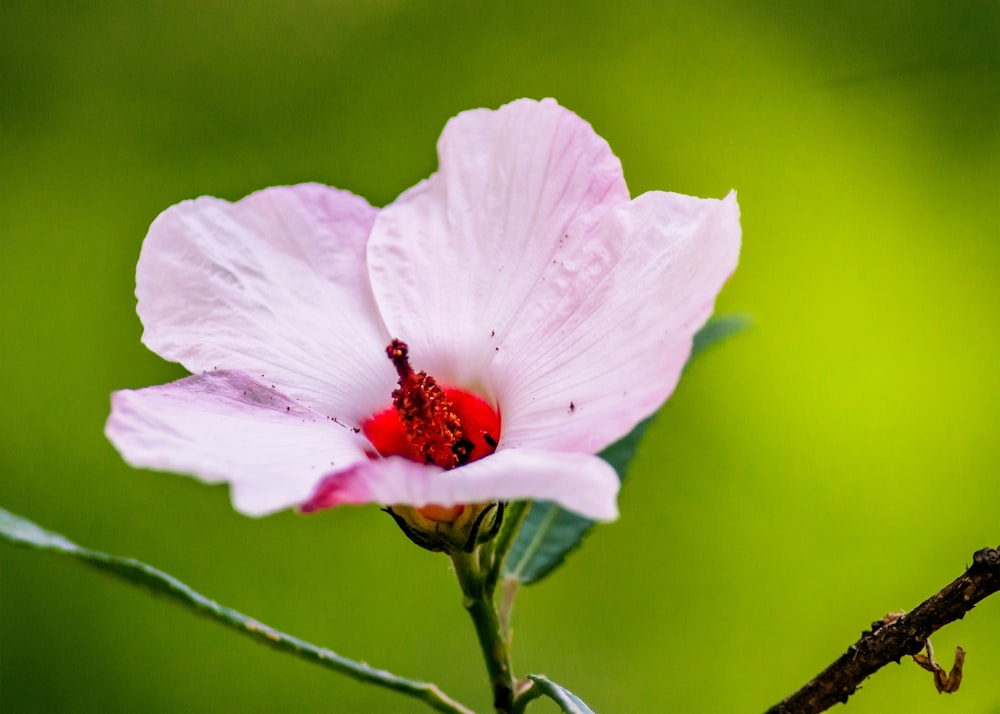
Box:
[453,438,475,464]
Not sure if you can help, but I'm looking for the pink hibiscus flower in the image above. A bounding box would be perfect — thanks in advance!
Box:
[106,98,740,529]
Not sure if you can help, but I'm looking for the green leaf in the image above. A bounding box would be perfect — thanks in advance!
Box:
[503,314,749,586]
[0,507,474,714]
[687,312,752,367]
[503,502,589,585]
[503,415,653,585]
[525,675,596,714]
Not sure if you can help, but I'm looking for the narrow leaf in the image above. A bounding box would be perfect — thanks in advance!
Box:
[503,314,749,585]
[0,507,473,714]
[503,502,590,585]
[526,675,596,714]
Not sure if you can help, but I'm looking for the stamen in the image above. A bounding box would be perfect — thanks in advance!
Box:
[386,339,466,468]
[362,339,501,480]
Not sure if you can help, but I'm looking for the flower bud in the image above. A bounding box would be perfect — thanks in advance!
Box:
[384,501,504,553]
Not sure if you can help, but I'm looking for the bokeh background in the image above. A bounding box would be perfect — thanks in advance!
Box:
[2,2,999,712]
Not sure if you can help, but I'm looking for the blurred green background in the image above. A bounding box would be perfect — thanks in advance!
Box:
[2,1,999,712]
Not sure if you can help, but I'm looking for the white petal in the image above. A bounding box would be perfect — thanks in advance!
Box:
[367,98,630,393]
[106,370,369,516]
[495,191,741,453]
[137,183,394,421]
[307,448,620,521]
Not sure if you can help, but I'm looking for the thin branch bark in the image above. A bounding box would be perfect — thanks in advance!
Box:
[766,545,1000,714]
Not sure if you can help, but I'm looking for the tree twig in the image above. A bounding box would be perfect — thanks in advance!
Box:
[766,545,1000,714]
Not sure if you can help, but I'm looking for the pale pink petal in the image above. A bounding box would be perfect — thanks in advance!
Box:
[112,101,741,526]
[137,183,394,422]
[105,370,370,516]
[303,448,620,521]
[493,191,740,454]
[367,98,630,391]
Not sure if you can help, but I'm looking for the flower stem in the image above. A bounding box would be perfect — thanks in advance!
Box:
[451,550,515,713]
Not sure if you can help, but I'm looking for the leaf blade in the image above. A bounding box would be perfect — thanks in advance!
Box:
[526,675,596,714]
[687,312,752,366]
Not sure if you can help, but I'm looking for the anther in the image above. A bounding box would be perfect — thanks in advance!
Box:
[385,339,465,469]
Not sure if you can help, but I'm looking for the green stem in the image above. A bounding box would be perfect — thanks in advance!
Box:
[0,508,475,714]
[510,680,543,714]
[451,550,516,713]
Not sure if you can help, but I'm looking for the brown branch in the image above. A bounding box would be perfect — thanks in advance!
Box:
[766,545,1000,714]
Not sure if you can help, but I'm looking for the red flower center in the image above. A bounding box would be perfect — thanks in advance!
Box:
[362,340,501,522]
